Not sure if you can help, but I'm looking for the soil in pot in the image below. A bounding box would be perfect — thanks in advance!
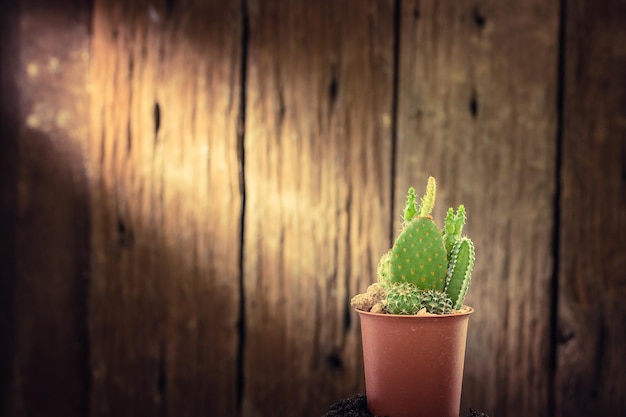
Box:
[324,394,490,417]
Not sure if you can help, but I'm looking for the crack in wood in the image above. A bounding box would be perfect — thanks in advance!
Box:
[153,101,161,144]
[117,218,135,249]
[166,0,175,17]
[236,1,250,415]
[277,86,286,127]
[328,77,338,107]
[473,7,486,30]
[126,118,132,153]
[325,351,344,371]
[470,91,478,118]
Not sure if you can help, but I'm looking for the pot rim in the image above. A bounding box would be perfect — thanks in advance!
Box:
[355,305,474,319]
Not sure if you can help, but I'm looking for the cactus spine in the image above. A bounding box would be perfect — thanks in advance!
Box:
[374,176,475,314]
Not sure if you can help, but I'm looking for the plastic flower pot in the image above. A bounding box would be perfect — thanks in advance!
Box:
[357,307,473,417]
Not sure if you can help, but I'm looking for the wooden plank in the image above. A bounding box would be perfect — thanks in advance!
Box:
[88,1,242,415]
[0,1,20,415]
[4,1,91,417]
[395,1,559,416]
[243,1,395,415]
[6,2,91,417]
[557,0,626,415]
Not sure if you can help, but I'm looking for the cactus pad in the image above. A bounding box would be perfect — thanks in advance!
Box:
[389,216,448,291]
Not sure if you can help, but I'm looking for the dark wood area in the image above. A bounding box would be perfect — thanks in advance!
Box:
[557,0,626,414]
[2,1,91,417]
[1,1,624,416]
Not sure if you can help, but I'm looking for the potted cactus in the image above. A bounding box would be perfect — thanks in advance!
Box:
[351,176,475,417]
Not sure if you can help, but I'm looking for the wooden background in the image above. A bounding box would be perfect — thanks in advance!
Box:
[1,0,625,416]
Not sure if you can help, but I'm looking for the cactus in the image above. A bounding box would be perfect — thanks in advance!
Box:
[444,237,475,309]
[420,289,453,315]
[386,282,422,315]
[416,176,436,218]
[368,176,475,315]
[389,216,448,291]
[402,187,418,226]
[376,250,392,290]
[443,205,466,262]
[386,284,455,315]
[388,178,448,292]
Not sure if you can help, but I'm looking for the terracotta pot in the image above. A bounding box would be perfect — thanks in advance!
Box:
[357,307,474,417]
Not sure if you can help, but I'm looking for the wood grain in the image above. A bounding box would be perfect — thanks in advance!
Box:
[243,1,395,415]
[3,1,626,416]
[395,1,559,416]
[557,0,626,415]
[0,2,20,416]
[6,2,91,417]
[0,0,20,415]
[88,1,242,415]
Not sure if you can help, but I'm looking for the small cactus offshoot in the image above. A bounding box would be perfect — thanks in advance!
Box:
[352,176,475,315]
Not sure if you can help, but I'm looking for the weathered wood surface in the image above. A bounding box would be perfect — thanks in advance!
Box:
[243,1,394,415]
[557,0,626,415]
[0,0,20,415]
[4,2,91,417]
[2,1,626,417]
[395,1,559,416]
[89,1,242,416]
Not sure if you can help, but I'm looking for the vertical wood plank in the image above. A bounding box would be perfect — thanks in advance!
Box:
[158,3,243,416]
[88,1,242,415]
[244,1,395,415]
[0,0,20,415]
[7,2,91,417]
[557,0,626,415]
[396,1,559,416]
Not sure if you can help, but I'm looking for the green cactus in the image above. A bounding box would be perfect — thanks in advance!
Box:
[372,176,476,315]
[389,216,448,291]
[386,282,422,315]
[444,237,475,309]
[417,176,436,218]
[402,187,418,225]
[443,205,466,261]
[420,289,453,315]
[387,285,454,315]
[388,177,447,291]
[376,250,392,290]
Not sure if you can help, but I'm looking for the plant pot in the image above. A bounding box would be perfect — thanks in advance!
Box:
[356,307,474,417]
